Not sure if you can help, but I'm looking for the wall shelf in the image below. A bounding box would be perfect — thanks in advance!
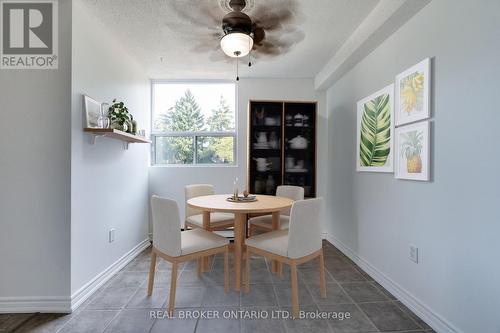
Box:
[84,128,151,149]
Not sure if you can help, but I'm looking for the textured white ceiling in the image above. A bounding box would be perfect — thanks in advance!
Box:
[79,0,379,79]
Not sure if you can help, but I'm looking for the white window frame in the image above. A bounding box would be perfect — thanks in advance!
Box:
[150,80,238,167]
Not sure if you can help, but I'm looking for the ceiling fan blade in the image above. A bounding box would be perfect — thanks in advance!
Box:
[168,0,222,30]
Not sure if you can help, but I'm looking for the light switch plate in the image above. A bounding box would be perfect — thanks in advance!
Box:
[410,245,418,263]
[109,229,116,243]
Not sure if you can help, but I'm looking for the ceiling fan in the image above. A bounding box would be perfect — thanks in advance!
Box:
[168,0,304,79]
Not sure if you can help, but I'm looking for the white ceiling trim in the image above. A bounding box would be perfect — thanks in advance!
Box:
[314,0,431,90]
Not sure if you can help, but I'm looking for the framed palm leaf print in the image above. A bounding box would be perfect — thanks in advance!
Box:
[356,84,394,172]
[395,58,431,126]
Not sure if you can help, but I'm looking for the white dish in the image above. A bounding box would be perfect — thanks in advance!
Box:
[286,168,308,173]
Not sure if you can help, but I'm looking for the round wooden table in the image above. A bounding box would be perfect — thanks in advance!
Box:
[187,194,293,291]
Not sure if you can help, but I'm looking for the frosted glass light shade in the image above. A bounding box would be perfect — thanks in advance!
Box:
[220,32,253,58]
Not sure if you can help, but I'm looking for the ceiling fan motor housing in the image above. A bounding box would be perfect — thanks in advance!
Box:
[222,11,253,35]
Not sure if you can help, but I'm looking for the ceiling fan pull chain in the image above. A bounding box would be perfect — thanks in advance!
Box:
[236,57,239,81]
[248,38,252,67]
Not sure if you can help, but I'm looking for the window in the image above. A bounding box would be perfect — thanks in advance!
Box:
[151,82,236,165]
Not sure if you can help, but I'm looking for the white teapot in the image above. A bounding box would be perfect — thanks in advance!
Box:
[289,135,308,149]
[254,132,267,144]
[254,158,271,172]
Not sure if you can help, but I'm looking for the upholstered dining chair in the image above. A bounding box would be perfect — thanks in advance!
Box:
[148,195,229,316]
[245,198,326,317]
[248,185,304,235]
[185,184,234,231]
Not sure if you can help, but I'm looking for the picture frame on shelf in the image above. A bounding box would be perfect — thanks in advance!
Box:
[83,95,102,128]
[395,58,431,126]
[356,84,394,173]
[395,120,430,181]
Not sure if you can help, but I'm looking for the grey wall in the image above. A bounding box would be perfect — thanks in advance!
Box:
[326,0,500,332]
[0,0,72,308]
[71,0,150,296]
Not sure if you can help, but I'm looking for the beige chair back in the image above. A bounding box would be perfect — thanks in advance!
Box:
[276,185,305,216]
[287,198,323,259]
[185,184,215,219]
[151,195,181,257]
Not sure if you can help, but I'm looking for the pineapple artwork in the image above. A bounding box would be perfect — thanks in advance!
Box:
[395,58,431,126]
[395,121,430,181]
[400,130,423,173]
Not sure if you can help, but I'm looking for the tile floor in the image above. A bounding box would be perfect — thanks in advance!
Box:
[2,241,436,333]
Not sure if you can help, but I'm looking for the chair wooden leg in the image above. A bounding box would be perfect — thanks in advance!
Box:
[197,258,202,277]
[319,249,327,298]
[278,262,283,278]
[290,263,299,318]
[224,246,230,293]
[147,251,157,296]
[168,262,178,317]
[245,248,251,293]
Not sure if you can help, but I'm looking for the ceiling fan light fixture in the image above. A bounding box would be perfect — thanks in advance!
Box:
[220,32,253,58]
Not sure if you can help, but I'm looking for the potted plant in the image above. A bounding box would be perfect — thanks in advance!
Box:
[400,130,423,173]
[108,99,132,132]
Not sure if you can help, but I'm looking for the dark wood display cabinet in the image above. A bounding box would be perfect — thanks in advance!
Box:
[248,100,317,198]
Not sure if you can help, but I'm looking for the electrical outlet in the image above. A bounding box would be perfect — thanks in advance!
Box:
[410,245,418,263]
[109,229,116,243]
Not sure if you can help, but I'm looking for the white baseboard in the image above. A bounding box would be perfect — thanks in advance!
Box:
[325,234,462,333]
[70,238,150,312]
[0,296,70,313]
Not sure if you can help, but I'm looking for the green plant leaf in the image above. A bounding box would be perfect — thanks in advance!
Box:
[359,93,391,166]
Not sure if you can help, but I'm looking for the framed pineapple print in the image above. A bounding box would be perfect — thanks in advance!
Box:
[395,121,430,181]
[395,58,431,126]
[356,84,394,172]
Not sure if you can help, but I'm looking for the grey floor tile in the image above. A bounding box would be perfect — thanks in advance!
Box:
[178,269,212,287]
[328,265,367,283]
[155,259,173,271]
[309,283,353,305]
[195,307,241,333]
[202,285,240,307]
[319,304,377,333]
[142,270,173,289]
[122,257,151,272]
[281,306,332,333]
[103,309,155,333]
[85,287,137,310]
[0,314,35,332]
[342,282,389,303]
[372,282,397,300]
[126,287,168,309]
[394,301,432,330]
[175,286,207,308]
[359,301,420,332]
[241,285,277,307]
[299,268,335,285]
[241,307,286,333]
[274,284,315,307]
[12,313,72,333]
[244,268,273,284]
[58,310,118,333]
[105,271,148,290]
[205,268,232,286]
[149,314,197,333]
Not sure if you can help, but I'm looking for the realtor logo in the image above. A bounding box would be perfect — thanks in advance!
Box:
[1,0,58,69]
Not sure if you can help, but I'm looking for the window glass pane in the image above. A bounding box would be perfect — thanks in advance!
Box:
[153,83,235,132]
[155,136,194,165]
[196,136,235,164]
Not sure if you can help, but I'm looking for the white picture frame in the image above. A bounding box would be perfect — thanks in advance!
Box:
[356,84,394,173]
[395,58,431,126]
[395,120,430,181]
[83,95,102,128]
